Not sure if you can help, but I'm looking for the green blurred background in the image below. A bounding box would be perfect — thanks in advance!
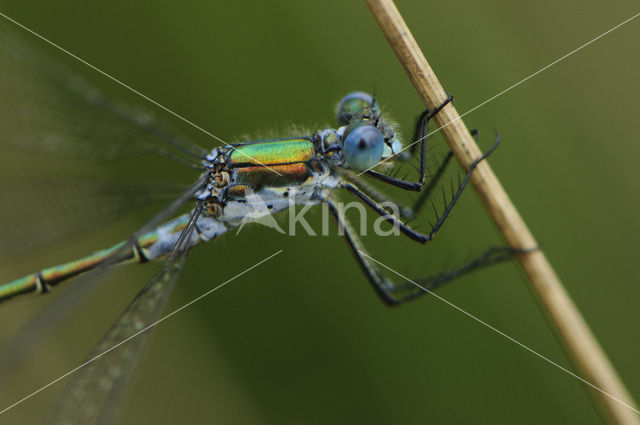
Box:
[0,0,638,424]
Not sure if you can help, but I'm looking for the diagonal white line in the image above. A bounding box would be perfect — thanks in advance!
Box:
[357,250,640,415]
[0,11,283,176]
[358,10,640,176]
[0,249,283,416]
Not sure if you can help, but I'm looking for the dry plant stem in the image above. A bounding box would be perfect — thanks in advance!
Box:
[365,0,639,424]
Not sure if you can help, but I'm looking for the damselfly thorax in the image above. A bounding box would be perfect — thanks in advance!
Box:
[198,100,402,228]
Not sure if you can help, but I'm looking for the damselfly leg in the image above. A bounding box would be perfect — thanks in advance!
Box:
[328,128,507,305]
[365,94,453,190]
[410,128,481,216]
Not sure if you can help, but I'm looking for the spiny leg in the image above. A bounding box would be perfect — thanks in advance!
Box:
[365,94,453,191]
[411,128,480,215]
[339,129,472,219]
[342,147,455,219]
[411,151,453,215]
[339,169,413,218]
[381,246,519,303]
[341,181,428,243]
[326,197,516,306]
[340,132,501,245]
[326,195,398,305]
[408,106,441,158]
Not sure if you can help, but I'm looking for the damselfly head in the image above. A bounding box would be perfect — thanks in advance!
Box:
[335,91,403,169]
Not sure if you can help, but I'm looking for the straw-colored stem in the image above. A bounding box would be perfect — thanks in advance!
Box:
[365,1,639,423]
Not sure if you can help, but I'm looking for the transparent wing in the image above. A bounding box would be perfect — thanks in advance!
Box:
[0,177,207,385]
[0,20,207,269]
[48,207,201,425]
[0,173,184,262]
[0,21,207,163]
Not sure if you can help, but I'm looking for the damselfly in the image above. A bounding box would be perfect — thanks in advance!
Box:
[1,89,506,302]
[0,20,512,425]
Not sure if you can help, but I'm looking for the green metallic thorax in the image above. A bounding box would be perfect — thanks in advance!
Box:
[229,138,315,165]
[228,138,317,187]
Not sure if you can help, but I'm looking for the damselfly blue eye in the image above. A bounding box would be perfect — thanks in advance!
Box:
[342,124,384,171]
